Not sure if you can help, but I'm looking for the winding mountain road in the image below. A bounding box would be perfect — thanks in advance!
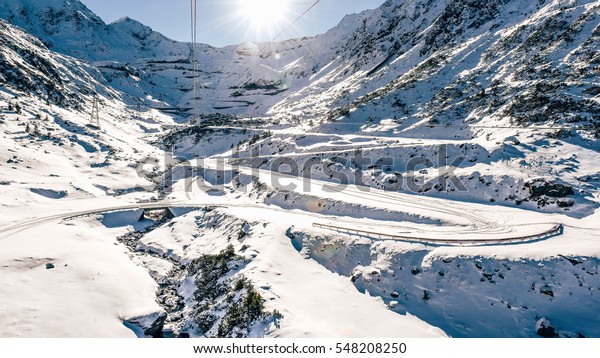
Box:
[0,157,563,246]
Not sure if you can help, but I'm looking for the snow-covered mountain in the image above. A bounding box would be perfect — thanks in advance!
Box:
[0,0,189,61]
[0,18,135,111]
[3,0,597,128]
[1,0,600,339]
[277,0,600,130]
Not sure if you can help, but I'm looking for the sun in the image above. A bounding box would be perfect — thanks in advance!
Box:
[238,0,289,30]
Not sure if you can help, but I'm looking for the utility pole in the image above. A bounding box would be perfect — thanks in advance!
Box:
[90,97,100,129]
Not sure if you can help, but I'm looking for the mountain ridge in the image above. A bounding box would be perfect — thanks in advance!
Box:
[0,0,189,61]
[1,0,600,339]
[0,0,598,129]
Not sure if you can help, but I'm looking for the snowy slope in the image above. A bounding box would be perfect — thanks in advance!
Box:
[0,19,116,108]
[1,0,599,339]
[0,11,446,338]
[0,0,189,61]
[2,0,597,125]
[268,0,600,127]
[189,0,599,215]
[0,18,183,337]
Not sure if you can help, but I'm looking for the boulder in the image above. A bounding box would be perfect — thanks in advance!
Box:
[529,179,574,198]
[536,318,558,338]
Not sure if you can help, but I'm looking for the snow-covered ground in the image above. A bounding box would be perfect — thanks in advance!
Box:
[1,0,599,338]
[0,85,447,337]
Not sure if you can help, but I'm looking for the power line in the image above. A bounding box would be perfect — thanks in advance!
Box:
[190,0,200,121]
[182,0,322,123]
[190,0,194,48]
[251,1,322,88]
[194,0,322,121]
[261,0,321,49]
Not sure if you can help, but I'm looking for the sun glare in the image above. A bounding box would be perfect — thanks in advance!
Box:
[238,0,289,30]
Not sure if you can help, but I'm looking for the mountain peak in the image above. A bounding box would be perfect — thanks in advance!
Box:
[0,0,187,61]
[0,0,106,55]
[111,16,143,26]
[0,0,103,26]
[109,16,153,35]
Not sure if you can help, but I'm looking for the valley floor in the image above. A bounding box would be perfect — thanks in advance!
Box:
[1,87,599,338]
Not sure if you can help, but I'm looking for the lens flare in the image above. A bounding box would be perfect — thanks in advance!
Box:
[238,0,289,30]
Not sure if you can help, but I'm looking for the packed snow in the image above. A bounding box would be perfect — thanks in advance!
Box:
[0,0,599,338]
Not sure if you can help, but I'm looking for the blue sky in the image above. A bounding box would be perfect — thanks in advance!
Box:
[80,0,386,47]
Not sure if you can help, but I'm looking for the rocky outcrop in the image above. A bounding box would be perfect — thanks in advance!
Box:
[536,318,558,338]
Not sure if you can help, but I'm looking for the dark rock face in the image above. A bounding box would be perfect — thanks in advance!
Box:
[539,286,554,297]
[45,263,55,269]
[526,179,576,209]
[537,325,557,338]
[557,199,575,208]
[529,179,575,198]
[536,318,558,338]
[144,314,167,338]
